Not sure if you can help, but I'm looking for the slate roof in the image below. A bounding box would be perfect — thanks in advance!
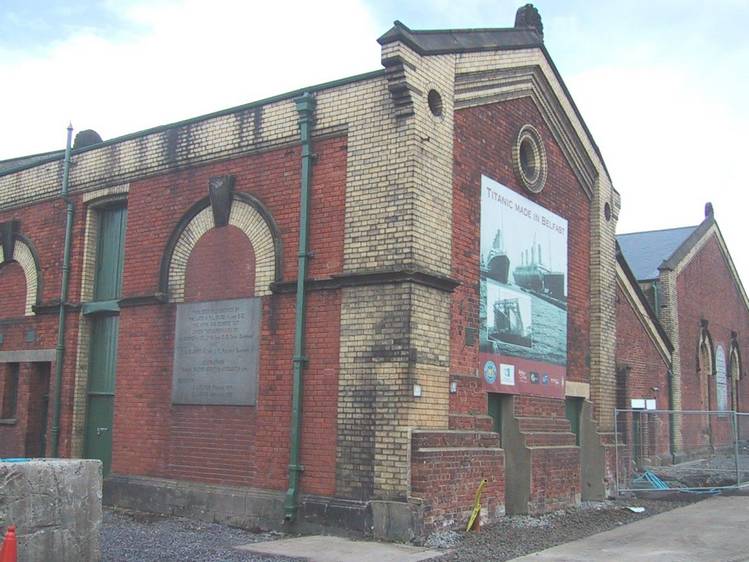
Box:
[617,225,699,281]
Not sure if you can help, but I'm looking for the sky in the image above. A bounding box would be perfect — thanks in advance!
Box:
[1,0,748,284]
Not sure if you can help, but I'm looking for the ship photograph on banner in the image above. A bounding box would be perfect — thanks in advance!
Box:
[479,175,567,398]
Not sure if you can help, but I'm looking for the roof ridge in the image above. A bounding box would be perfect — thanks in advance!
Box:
[0,148,65,164]
[617,224,699,237]
[408,25,528,35]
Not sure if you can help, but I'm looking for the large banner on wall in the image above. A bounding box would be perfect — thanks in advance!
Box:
[480,175,567,398]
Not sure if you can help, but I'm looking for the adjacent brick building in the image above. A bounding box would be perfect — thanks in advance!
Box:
[618,207,749,462]
[0,5,746,538]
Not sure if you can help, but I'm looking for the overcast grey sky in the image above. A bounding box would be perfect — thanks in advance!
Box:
[2,0,747,284]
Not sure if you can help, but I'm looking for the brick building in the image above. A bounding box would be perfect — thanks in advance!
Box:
[0,5,746,538]
[618,206,749,462]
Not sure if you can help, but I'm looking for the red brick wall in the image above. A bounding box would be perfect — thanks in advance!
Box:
[528,447,580,513]
[676,235,749,452]
[514,395,565,418]
[0,262,26,318]
[615,286,671,460]
[156,225,259,485]
[0,363,49,458]
[0,135,346,500]
[110,135,346,495]
[411,431,504,530]
[450,97,591,417]
[0,196,86,458]
[451,97,590,512]
[184,225,256,302]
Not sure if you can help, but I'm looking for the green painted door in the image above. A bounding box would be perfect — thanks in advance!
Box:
[565,397,583,446]
[83,204,127,475]
[488,393,502,435]
[93,205,127,302]
[84,315,119,475]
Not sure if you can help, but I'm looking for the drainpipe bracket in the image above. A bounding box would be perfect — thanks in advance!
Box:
[292,356,308,365]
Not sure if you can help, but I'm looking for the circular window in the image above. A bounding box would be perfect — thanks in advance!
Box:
[427,89,443,117]
[513,125,547,193]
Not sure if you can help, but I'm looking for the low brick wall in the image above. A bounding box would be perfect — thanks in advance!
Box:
[410,430,504,531]
[0,459,102,562]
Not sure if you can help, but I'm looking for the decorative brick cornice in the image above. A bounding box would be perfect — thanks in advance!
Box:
[32,301,81,315]
[454,64,598,199]
[382,55,417,119]
[119,293,168,308]
[271,268,460,294]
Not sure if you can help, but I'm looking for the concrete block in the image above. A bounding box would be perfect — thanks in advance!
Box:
[0,459,102,562]
[371,500,421,542]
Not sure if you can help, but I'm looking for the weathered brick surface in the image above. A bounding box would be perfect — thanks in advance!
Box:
[0,133,347,502]
[449,87,593,511]
[674,235,749,451]
[108,136,346,494]
[450,96,590,404]
[411,430,504,530]
[0,262,26,318]
[615,285,671,460]
[527,446,579,513]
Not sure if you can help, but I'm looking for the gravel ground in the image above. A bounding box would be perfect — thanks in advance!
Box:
[427,495,705,561]
[103,496,704,561]
[102,509,303,562]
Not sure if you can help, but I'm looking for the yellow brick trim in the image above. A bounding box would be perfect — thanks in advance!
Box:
[6,240,39,316]
[82,183,129,203]
[167,199,276,301]
[70,314,91,458]
[228,201,275,297]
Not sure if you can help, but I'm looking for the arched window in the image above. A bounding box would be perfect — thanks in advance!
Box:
[697,325,714,409]
[729,341,742,411]
[161,193,279,302]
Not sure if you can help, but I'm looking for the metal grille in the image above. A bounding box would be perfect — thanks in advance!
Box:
[615,409,749,493]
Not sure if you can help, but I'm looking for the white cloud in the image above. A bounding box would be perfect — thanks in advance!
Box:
[567,62,749,282]
[0,0,381,159]
[3,0,748,284]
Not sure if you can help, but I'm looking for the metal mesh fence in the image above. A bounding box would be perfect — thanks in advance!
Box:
[615,409,749,493]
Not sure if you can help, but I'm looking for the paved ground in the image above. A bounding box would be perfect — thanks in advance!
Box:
[511,495,749,561]
[103,495,747,561]
[429,496,701,561]
[237,536,441,562]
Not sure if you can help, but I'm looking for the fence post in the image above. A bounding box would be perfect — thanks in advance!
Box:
[734,410,741,488]
[614,408,620,495]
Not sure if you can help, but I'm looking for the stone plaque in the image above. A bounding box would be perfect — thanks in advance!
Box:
[172,298,260,405]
